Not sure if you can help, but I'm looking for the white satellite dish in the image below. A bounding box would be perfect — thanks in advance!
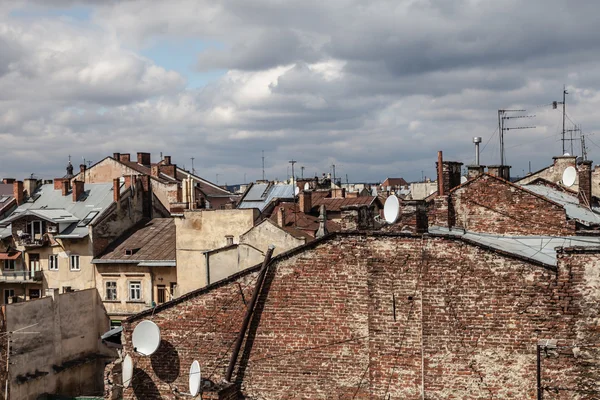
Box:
[562,166,577,187]
[383,195,400,224]
[122,354,133,388]
[189,360,201,396]
[132,320,161,356]
[303,182,310,191]
[294,187,300,196]
[460,176,468,184]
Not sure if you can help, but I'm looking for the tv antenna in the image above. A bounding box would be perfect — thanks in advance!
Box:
[289,160,297,227]
[553,86,568,154]
[565,125,581,156]
[498,109,535,165]
[191,157,196,175]
[261,150,265,181]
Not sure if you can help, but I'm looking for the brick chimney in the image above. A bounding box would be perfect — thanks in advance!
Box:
[13,181,24,206]
[151,165,160,177]
[54,178,70,196]
[436,151,463,195]
[113,178,121,204]
[159,163,177,179]
[578,160,593,207]
[113,152,120,160]
[467,165,486,180]
[340,205,375,231]
[23,178,38,198]
[137,152,151,166]
[277,207,285,227]
[164,156,172,165]
[120,153,131,163]
[2,178,15,184]
[72,180,84,202]
[299,191,312,214]
[487,165,511,181]
[331,188,346,198]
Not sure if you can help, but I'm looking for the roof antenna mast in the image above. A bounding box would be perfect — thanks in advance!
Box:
[553,85,568,154]
[498,109,535,165]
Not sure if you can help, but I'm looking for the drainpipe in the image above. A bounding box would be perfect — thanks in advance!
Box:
[225,245,275,382]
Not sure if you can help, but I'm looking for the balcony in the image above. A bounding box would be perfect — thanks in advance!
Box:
[0,270,42,283]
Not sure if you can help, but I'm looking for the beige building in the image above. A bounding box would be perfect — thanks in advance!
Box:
[175,209,258,295]
[0,176,153,305]
[409,181,438,200]
[93,218,176,325]
[205,219,307,284]
[0,288,114,400]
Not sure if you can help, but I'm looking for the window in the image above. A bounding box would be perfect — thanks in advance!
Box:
[70,255,80,271]
[62,286,73,293]
[4,260,15,270]
[30,220,44,239]
[157,285,166,304]
[29,289,40,299]
[106,281,117,301]
[48,255,59,271]
[4,289,14,304]
[170,282,176,301]
[110,320,122,330]
[226,235,234,246]
[77,211,99,227]
[129,281,141,301]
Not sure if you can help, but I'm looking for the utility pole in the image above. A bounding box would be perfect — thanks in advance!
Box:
[498,109,535,165]
[301,166,304,179]
[289,160,297,227]
[553,86,568,154]
[216,174,219,185]
[581,128,588,160]
[261,150,265,181]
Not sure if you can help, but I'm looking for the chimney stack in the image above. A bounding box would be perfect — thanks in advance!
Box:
[113,178,121,204]
[113,153,120,160]
[137,152,151,166]
[299,191,312,214]
[436,151,463,195]
[277,207,285,227]
[467,165,486,180]
[13,181,24,206]
[2,178,15,184]
[315,205,328,238]
[487,165,511,181]
[119,154,131,163]
[164,156,172,165]
[151,165,160,177]
[72,180,84,202]
[578,160,593,207]
[473,137,482,166]
[23,178,38,198]
[54,178,70,196]
[437,151,444,195]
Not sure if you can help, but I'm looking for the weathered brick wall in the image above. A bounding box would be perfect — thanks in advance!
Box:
[117,233,595,399]
[451,174,575,235]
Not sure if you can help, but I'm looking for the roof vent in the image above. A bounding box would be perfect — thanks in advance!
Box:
[125,248,140,256]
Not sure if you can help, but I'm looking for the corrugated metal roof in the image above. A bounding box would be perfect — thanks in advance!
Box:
[522,184,600,226]
[0,183,116,237]
[243,184,270,201]
[239,184,294,212]
[430,226,600,266]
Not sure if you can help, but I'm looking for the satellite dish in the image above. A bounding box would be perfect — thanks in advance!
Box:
[303,182,310,191]
[122,354,133,388]
[189,360,201,396]
[562,166,577,187]
[563,152,571,156]
[132,320,161,356]
[294,187,300,196]
[383,195,400,224]
[371,187,378,196]
[460,176,468,184]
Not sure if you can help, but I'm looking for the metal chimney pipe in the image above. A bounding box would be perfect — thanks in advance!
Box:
[473,137,482,166]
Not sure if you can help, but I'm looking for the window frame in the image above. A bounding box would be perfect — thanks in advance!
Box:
[105,281,117,301]
[69,255,80,271]
[128,281,141,301]
[48,254,59,271]
[4,259,15,271]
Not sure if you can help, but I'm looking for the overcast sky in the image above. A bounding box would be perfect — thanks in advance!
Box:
[1,0,599,185]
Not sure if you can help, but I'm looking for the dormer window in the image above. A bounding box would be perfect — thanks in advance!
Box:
[125,248,140,256]
[77,211,99,227]
[30,220,44,240]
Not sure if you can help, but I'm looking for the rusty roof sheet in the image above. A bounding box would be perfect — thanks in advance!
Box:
[312,196,377,212]
[95,218,175,262]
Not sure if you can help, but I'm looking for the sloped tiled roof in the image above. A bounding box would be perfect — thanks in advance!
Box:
[382,178,408,187]
[268,202,340,237]
[312,196,378,212]
[95,218,175,262]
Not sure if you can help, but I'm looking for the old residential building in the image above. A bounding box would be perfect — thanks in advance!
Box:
[0,175,153,304]
[92,218,176,324]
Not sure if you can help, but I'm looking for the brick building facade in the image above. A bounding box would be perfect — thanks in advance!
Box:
[112,231,600,399]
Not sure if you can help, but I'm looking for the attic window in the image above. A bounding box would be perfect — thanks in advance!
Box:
[77,211,99,227]
[125,248,140,256]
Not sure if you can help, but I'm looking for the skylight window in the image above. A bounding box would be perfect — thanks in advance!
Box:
[77,211,99,227]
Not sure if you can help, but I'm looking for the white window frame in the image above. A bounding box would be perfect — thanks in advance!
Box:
[129,281,141,301]
[4,260,15,270]
[48,254,59,271]
[106,281,117,301]
[70,255,80,271]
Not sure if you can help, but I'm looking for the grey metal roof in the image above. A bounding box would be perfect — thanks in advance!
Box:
[238,184,295,212]
[0,183,117,238]
[430,226,600,266]
[522,184,600,226]
[0,226,10,240]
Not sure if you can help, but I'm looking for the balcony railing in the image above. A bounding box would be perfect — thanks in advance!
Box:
[0,270,42,282]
